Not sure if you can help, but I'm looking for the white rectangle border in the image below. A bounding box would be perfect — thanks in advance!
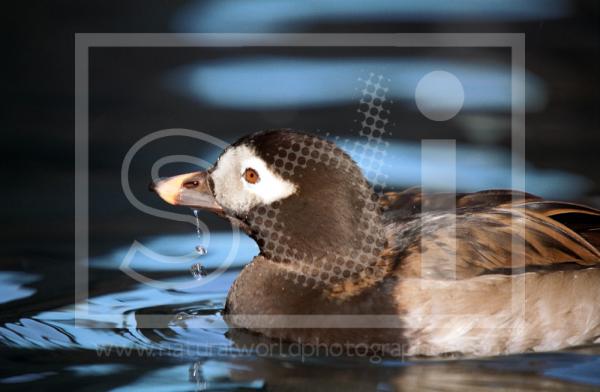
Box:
[75,33,526,328]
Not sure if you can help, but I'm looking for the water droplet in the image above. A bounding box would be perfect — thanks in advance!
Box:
[190,263,207,280]
[191,209,209,256]
[174,311,189,321]
[170,312,192,328]
[192,209,201,238]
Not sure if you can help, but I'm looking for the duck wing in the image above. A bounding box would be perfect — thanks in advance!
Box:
[515,200,600,249]
[380,189,600,279]
[379,187,541,222]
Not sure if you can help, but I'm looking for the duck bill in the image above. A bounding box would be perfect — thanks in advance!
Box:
[151,171,224,214]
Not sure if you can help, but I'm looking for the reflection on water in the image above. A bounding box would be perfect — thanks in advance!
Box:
[363,140,590,199]
[1,233,600,390]
[114,361,265,392]
[173,0,570,33]
[0,272,39,305]
[168,58,546,111]
[0,371,58,385]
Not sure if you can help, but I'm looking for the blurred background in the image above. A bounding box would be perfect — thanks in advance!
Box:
[1,1,600,389]
[5,0,600,254]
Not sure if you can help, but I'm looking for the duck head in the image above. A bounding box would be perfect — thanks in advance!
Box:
[152,130,386,286]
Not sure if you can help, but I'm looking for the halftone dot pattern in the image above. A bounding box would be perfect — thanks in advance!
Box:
[345,73,390,196]
[248,74,391,288]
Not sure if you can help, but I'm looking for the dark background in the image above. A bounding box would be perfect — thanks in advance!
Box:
[0,2,599,389]
[3,0,600,310]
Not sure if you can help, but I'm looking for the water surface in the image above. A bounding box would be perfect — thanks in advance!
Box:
[1,233,599,391]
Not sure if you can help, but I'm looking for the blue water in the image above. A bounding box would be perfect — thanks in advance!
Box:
[173,0,570,33]
[1,233,599,390]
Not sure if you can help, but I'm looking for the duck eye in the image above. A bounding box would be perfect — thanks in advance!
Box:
[243,168,260,184]
[183,180,199,189]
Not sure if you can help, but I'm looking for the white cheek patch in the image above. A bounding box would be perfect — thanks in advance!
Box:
[210,144,297,214]
[240,156,297,205]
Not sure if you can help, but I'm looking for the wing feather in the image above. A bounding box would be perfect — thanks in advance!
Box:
[382,189,600,279]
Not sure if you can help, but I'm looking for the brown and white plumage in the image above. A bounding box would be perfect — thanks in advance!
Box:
[381,188,600,355]
[380,188,600,279]
[152,130,600,357]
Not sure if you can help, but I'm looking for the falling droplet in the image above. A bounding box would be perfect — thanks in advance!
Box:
[191,209,209,257]
[190,263,207,280]
[192,209,201,238]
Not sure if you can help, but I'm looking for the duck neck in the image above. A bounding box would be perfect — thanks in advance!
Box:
[249,191,391,294]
